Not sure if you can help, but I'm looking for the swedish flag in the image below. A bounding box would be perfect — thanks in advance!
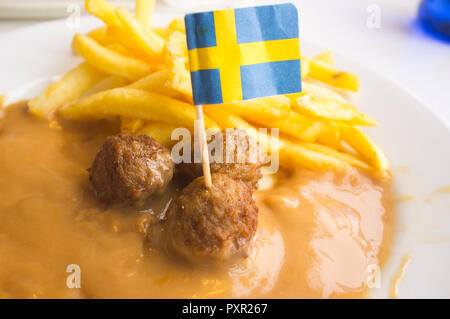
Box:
[185,3,302,105]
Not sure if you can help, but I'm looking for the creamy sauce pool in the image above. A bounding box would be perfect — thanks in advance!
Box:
[0,103,394,298]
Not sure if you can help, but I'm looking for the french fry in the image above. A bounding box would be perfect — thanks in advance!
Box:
[128,69,192,102]
[84,75,128,96]
[135,0,156,32]
[229,96,323,143]
[120,117,144,133]
[301,142,370,170]
[106,26,161,63]
[203,107,266,150]
[285,92,306,106]
[107,43,133,56]
[279,140,349,170]
[302,82,347,102]
[293,83,377,126]
[59,88,219,130]
[164,31,188,65]
[106,26,144,55]
[153,27,169,38]
[29,62,105,117]
[114,7,164,60]
[128,69,174,93]
[86,27,112,46]
[295,94,376,126]
[153,19,186,38]
[301,57,309,78]
[163,31,192,100]
[205,107,287,157]
[268,111,324,142]
[218,95,291,123]
[203,107,256,134]
[168,18,186,33]
[314,50,334,66]
[85,0,120,26]
[303,56,359,92]
[204,108,350,170]
[72,34,153,81]
[316,121,341,149]
[137,122,181,147]
[340,124,389,171]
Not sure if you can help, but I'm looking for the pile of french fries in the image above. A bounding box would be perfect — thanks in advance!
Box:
[29,0,389,177]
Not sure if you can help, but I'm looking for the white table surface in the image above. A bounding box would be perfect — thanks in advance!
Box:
[0,0,449,128]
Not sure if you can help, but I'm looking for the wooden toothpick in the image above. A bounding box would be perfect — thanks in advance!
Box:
[195,104,212,188]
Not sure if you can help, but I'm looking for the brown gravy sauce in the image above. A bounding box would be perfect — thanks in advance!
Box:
[0,103,394,298]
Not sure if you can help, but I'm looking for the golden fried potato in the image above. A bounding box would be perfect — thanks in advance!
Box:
[279,139,350,170]
[120,117,145,134]
[29,62,105,117]
[137,122,182,147]
[218,95,291,123]
[314,50,334,66]
[106,26,147,58]
[204,108,350,170]
[114,7,164,60]
[268,111,324,142]
[164,31,188,66]
[303,56,359,92]
[301,82,347,101]
[206,108,384,172]
[135,0,156,32]
[163,31,192,100]
[59,88,218,130]
[153,19,186,38]
[128,69,192,102]
[316,121,341,149]
[85,0,120,26]
[203,107,256,133]
[107,43,134,56]
[301,58,309,78]
[293,83,377,126]
[340,124,389,171]
[203,107,263,149]
[285,92,306,105]
[72,34,153,81]
[86,27,112,46]
[226,96,323,143]
[84,76,128,95]
[301,142,370,170]
[168,18,186,34]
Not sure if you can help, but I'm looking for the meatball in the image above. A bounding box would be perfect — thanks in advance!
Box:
[176,129,264,190]
[165,173,258,265]
[89,133,174,204]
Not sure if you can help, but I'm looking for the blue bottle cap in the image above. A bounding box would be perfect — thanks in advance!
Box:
[418,0,450,41]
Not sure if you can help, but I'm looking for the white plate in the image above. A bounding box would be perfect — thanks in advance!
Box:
[0,15,449,299]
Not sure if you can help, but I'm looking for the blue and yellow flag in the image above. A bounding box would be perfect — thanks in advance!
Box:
[185,3,302,105]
